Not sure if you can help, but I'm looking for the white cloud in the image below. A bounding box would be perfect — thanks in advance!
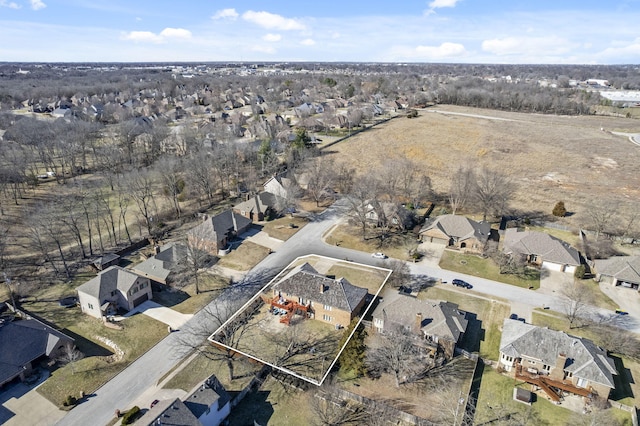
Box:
[300,38,315,46]
[211,8,238,20]
[121,28,191,44]
[242,10,305,31]
[415,42,466,58]
[598,38,640,60]
[122,31,164,43]
[263,33,282,42]
[159,28,192,39]
[29,0,45,10]
[482,36,574,56]
[428,0,460,8]
[251,45,276,54]
[0,0,20,8]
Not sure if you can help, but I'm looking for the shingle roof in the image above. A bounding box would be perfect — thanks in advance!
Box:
[0,318,74,386]
[594,256,640,283]
[499,319,617,388]
[372,290,468,342]
[274,263,367,313]
[132,242,187,282]
[420,214,490,242]
[188,209,252,245]
[503,229,580,266]
[76,266,141,300]
[233,192,278,215]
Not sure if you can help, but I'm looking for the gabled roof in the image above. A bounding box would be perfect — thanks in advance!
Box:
[503,229,580,266]
[188,210,252,244]
[372,290,468,342]
[274,263,367,314]
[76,266,142,301]
[594,256,640,283]
[0,318,74,386]
[420,214,490,243]
[233,192,279,215]
[132,242,188,282]
[499,319,617,388]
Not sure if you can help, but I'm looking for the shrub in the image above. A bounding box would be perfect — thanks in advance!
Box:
[63,395,77,407]
[574,264,586,279]
[121,406,141,425]
[552,201,567,217]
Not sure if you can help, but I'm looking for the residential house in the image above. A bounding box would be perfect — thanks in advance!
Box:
[593,255,640,291]
[0,317,74,387]
[136,375,231,426]
[371,289,468,359]
[271,263,368,327]
[187,210,252,256]
[499,319,617,400]
[131,242,188,285]
[419,214,491,254]
[76,266,152,319]
[233,192,280,222]
[263,173,296,200]
[503,228,581,274]
[365,201,414,231]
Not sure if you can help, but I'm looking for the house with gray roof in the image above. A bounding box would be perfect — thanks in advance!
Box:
[365,201,415,231]
[594,255,640,291]
[76,266,152,319]
[136,374,231,426]
[271,263,368,327]
[131,242,188,285]
[499,319,617,400]
[371,289,468,359]
[503,228,581,274]
[419,214,491,254]
[233,192,280,222]
[187,209,252,256]
[0,317,74,387]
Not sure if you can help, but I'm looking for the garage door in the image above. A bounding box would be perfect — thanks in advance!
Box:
[132,293,149,307]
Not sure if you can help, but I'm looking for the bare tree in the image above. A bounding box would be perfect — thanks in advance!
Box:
[587,202,616,242]
[310,389,368,426]
[156,156,185,219]
[125,169,158,236]
[305,156,336,207]
[561,281,593,329]
[56,342,84,375]
[449,166,475,215]
[473,166,515,221]
[345,174,380,240]
[380,259,411,289]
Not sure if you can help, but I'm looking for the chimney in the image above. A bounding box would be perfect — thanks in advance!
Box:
[550,353,567,381]
[414,313,423,334]
[320,283,325,293]
[154,245,160,255]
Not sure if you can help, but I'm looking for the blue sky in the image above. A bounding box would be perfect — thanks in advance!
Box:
[1,0,639,63]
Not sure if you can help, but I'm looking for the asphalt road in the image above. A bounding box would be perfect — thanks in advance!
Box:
[56,199,639,425]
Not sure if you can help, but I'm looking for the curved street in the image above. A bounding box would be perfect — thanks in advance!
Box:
[56,199,639,426]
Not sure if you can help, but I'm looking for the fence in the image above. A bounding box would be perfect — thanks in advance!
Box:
[319,115,399,151]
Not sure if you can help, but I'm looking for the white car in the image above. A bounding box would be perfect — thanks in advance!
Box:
[371,252,388,259]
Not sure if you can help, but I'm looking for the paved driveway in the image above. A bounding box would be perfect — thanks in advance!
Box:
[0,372,65,426]
[242,230,284,251]
[125,300,193,330]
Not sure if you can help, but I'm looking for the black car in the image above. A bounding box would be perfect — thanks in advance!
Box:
[452,279,472,289]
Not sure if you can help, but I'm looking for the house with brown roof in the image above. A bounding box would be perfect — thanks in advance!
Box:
[76,266,152,319]
[232,192,280,222]
[187,210,252,256]
[499,319,617,401]
[419,214,491,254]
[371,289,468,359]
[594,255,640,291]
[271,263,368,327]
[503,228,581,274]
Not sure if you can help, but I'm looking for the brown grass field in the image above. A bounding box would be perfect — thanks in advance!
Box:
[324,105,640,227]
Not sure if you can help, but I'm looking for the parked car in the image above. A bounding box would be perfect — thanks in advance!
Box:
[615,309,629,315]
[452,279,472,289]
[150,399,160,409]
[371,252,388,259]
[509,313,519,320]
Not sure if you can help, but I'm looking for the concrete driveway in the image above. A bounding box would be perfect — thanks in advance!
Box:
[0,372,65,426]
[125,300,193,330]
[539,270,574,296]
[242,230,284,251]
[416,241,446,266]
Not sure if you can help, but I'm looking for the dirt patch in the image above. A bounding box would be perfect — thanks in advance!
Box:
[325,105,640,226]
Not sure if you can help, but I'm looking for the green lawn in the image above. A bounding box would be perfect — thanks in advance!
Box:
[35,311,168,407]
[262,217,307,241]
[419,286,511,360]
[216,241,272,271]
[439,250,540,289]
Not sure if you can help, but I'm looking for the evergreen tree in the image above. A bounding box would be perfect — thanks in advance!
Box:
[336,317,368,377]
[552,201,567,217]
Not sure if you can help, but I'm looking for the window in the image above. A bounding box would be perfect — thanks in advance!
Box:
[323,314,332,322]
[576,377,587,388]
[543,365,551,371]
[88,303,94,309]
[374,318,383,326]
[323,305,332,311]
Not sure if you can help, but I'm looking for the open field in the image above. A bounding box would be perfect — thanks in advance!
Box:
[325,105,640,227]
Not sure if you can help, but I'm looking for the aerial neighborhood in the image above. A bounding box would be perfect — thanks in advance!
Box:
[0,61,639,426]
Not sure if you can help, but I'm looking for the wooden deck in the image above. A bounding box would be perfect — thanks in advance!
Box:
[515,365,593,401]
